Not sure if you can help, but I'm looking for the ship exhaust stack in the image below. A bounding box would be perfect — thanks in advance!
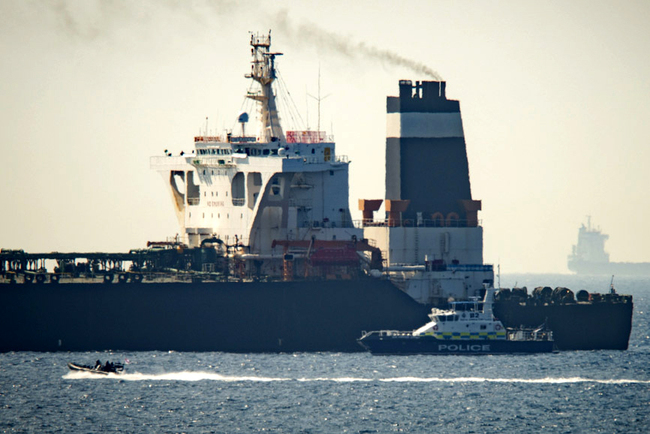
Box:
[386,80,479,225]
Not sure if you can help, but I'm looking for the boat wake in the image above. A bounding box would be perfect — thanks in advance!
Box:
[62,371,650,385]
[377,376,650,385]
[63,371,286,382]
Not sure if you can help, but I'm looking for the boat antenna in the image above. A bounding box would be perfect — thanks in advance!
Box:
[497,263,501,289]
[305,85,309,129]
[307,64,331,133]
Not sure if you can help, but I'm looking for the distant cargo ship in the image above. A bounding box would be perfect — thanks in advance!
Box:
[568,217,650,276]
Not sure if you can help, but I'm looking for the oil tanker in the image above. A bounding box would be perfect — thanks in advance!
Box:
[0,33,633,352]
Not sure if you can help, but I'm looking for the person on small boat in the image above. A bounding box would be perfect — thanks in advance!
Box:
[94,360,102,370]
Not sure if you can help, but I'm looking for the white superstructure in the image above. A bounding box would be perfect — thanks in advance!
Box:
[150,33,492,300]
[362,214,492,305]
[412,286,506,339]
[151,33,361,271]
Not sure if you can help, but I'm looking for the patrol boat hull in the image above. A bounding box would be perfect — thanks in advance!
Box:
[357,335,555,355]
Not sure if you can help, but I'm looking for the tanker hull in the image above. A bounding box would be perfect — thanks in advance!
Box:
[0,280,632,352]
[494,300,633,350]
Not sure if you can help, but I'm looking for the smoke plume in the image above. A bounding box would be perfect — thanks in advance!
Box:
[273,9,442,80]
[43,1,441,80]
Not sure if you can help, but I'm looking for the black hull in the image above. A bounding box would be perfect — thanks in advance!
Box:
[0,280,632,352]
[493,300,633,350]
[67,362,123,374]
[358,335,555,355]
[68,363,109,375]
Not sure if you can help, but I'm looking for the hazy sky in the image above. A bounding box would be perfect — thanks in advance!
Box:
[1,0,649,273]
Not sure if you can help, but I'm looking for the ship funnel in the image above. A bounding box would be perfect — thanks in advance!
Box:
[386,80,474,224]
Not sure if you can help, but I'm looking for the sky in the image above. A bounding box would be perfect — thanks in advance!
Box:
[1,0,649,273]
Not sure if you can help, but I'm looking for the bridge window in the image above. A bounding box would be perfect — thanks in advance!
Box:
[231,172,245,207]
[186,171,200,206]
[247,172,262,209]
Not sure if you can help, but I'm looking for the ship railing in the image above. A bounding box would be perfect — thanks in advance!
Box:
[359,218,482,228]
[187,198,200,206]
[447,264,494,272]
[232,198,245,206]
[295,155,348,165]
[194,136,225,143]
[285,130,333,143]
[351,220,364,229]
[361,330,411,338]
[298,219,357,229]
[300,157,324,164]
[507,329,553,342]
[251,33,271,47]
[191,157,235,167]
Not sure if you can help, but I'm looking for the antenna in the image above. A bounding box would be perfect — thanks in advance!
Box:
[497,264,501,289]
[305,85,309,130]
[307,65,331,134]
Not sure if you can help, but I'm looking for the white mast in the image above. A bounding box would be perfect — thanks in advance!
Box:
[308,65,331,134]
[245,31,285,143]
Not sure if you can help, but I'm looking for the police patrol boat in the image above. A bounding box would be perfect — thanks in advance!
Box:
[358,286,556,355]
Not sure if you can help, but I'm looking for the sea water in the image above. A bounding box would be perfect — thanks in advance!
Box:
[1,274,649,433]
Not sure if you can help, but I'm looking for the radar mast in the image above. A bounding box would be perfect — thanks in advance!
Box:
[246,31,285,143]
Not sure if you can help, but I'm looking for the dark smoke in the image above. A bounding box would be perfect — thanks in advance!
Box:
[273,9,442,80]
[44,1,441,79]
